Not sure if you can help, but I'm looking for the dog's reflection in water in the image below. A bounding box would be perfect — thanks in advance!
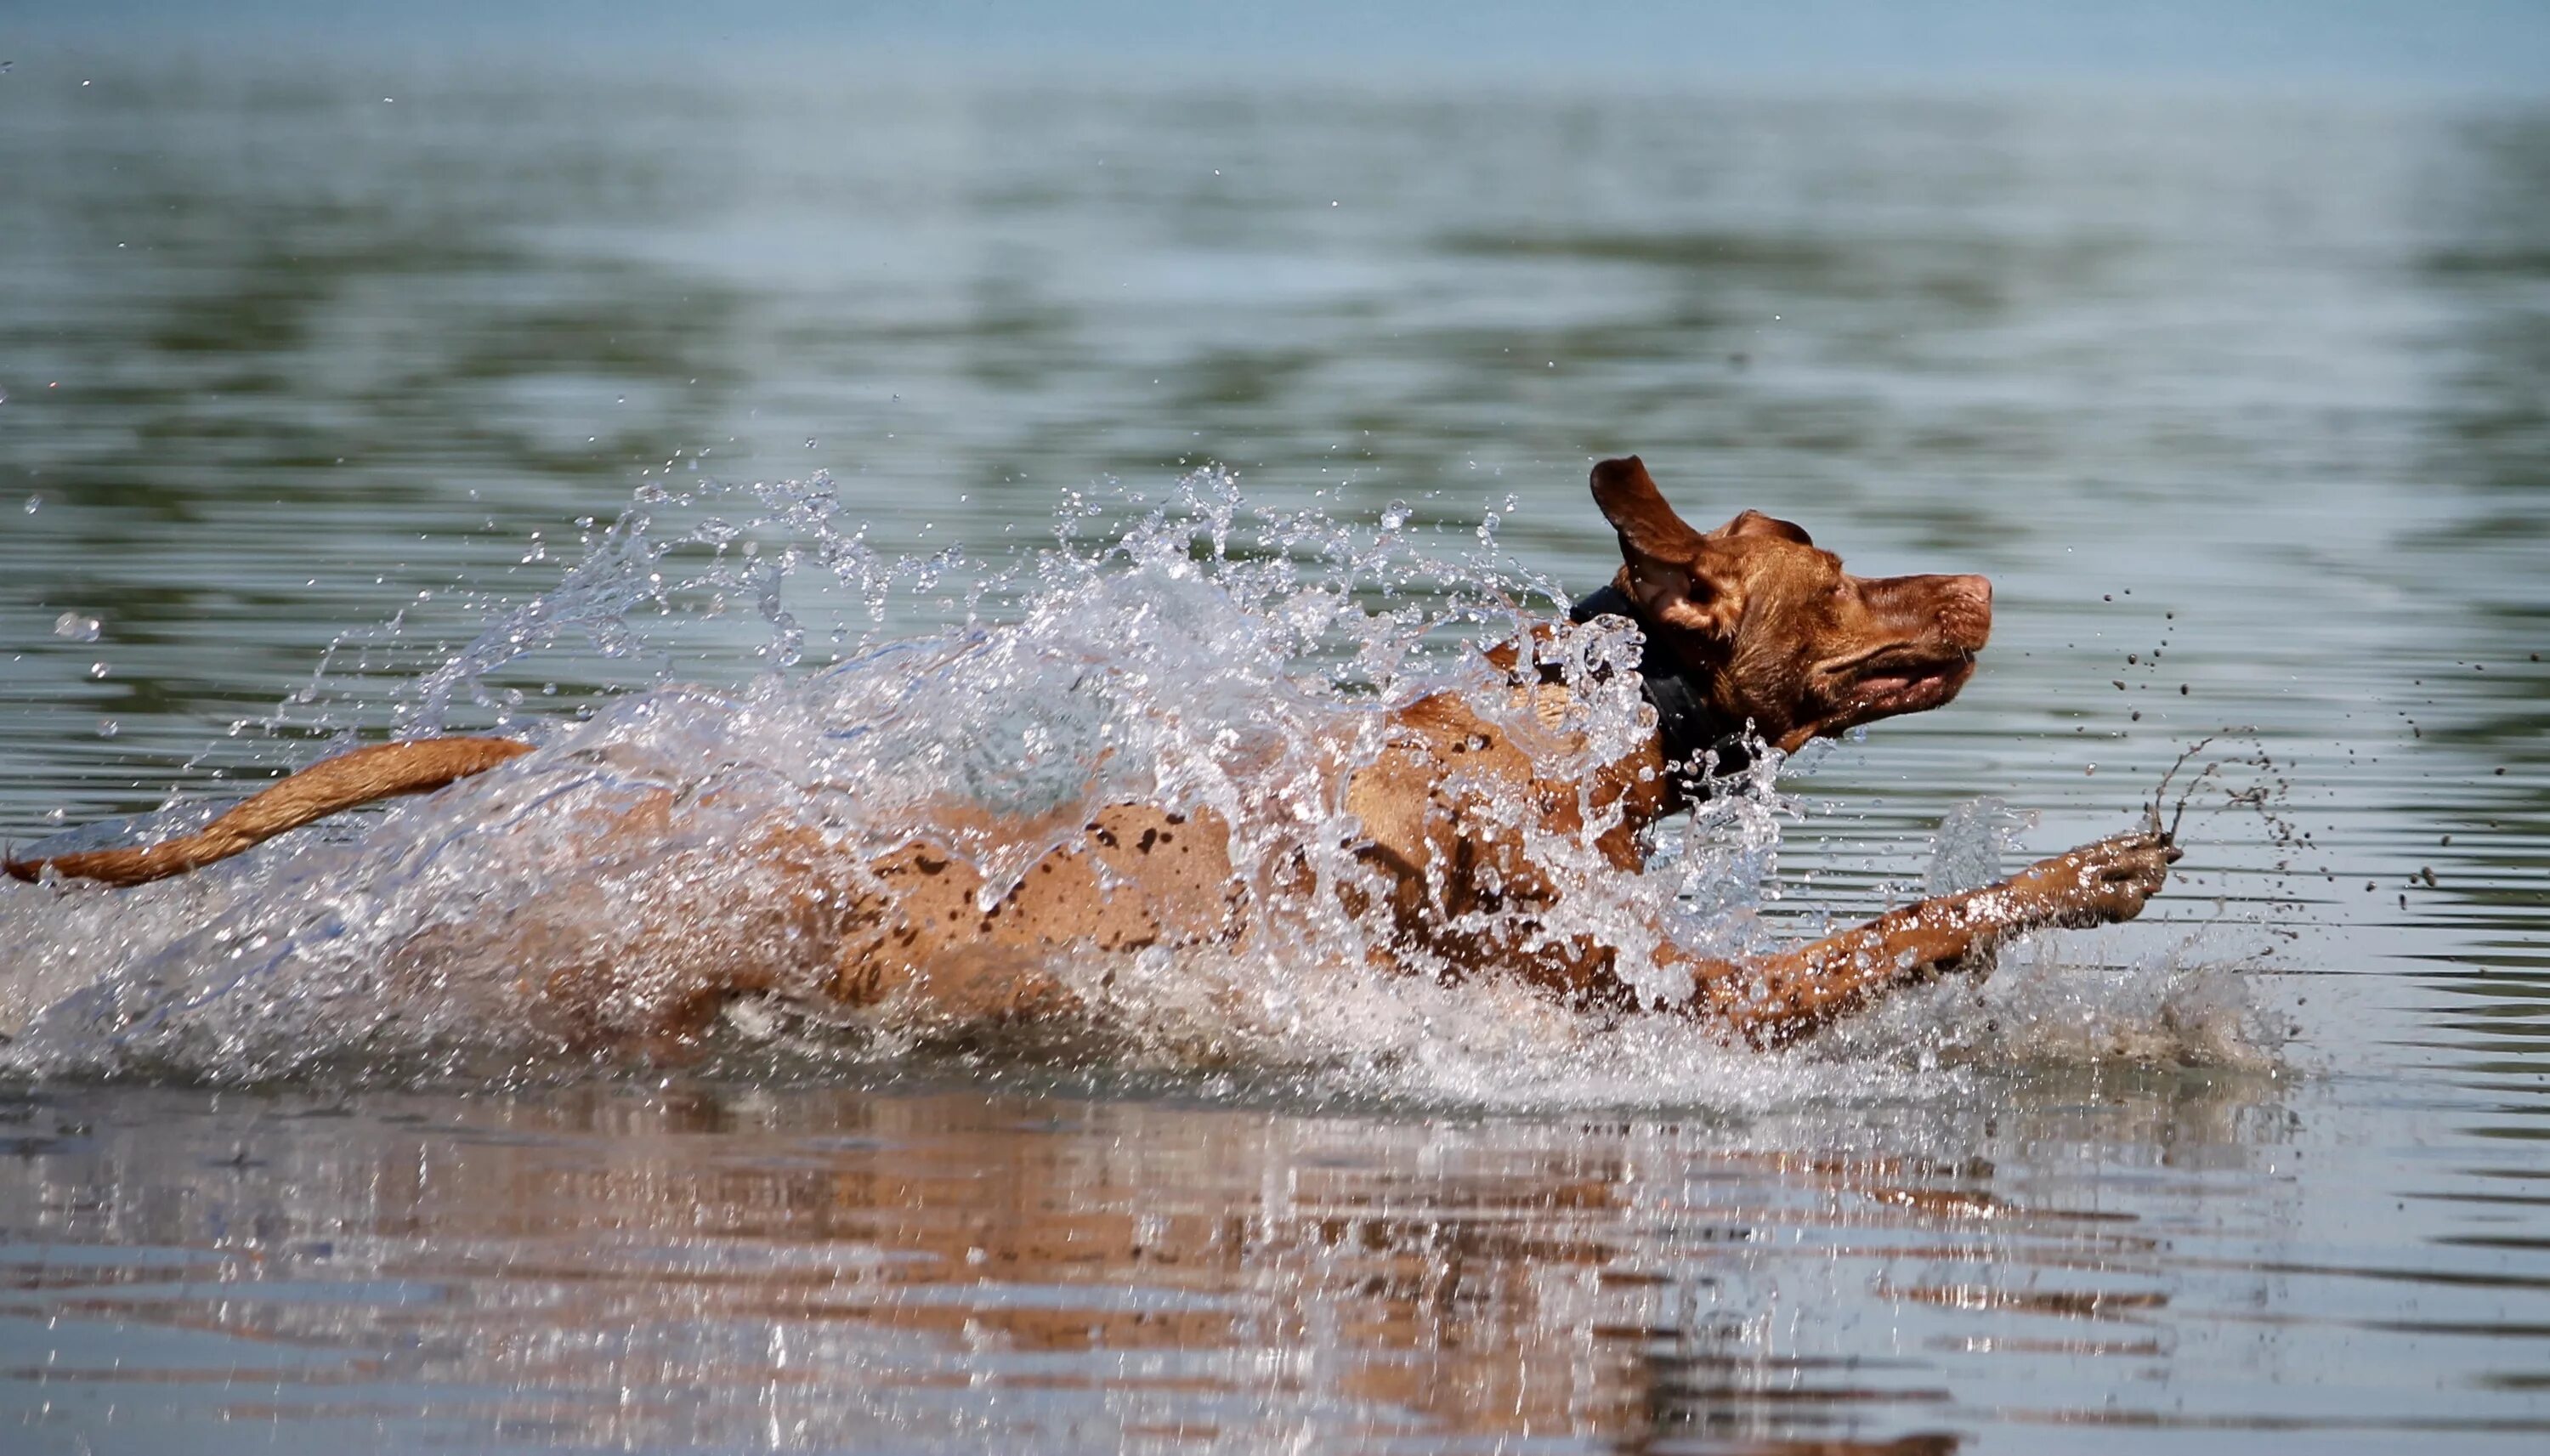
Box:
[0,1077,2275,1451]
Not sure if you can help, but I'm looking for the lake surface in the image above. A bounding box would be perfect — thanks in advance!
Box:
[1,56,2547,1452]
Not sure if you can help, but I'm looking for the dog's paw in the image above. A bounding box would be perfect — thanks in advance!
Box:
[2007,831,2181,928]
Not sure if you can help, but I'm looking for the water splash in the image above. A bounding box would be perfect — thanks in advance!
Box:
[0,470,2270,1097]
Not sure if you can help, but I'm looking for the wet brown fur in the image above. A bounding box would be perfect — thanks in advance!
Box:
[8,457,2173,1050]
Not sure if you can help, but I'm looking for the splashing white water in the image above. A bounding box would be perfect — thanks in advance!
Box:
[0,471,2271,1097]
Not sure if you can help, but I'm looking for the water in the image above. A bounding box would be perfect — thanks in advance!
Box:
[1,56,2547,1450]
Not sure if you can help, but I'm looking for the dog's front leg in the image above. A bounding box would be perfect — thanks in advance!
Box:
[1680,831,2179,1045]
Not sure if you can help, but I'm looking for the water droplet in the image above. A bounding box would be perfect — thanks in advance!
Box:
[22,494,38,514]
[88,661,110,678]
[95,719,119,738]
[53,611,99,642]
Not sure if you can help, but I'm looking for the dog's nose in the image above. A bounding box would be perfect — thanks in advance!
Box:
[1939,574,1992,650]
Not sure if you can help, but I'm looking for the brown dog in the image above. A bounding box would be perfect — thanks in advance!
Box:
[8,457,2176,1049]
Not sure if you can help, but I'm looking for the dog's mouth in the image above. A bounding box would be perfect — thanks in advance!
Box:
[1792,643,1978,745]
[1847,650,1975,714]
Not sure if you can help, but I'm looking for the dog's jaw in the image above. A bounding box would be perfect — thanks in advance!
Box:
[1782,649,1979,752]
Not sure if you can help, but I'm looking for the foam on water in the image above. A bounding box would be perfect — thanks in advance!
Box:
[0,472,2273,1100]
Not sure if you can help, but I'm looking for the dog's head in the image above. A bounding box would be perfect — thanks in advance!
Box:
[1590,456,1991,753]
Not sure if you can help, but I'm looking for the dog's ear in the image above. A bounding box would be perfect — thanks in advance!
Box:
[1590,456,1703,561]
[1590,456,1742,639]
[1719,508,1813,546]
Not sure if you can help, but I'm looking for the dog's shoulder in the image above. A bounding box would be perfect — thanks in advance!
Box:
[1344,625,1665,887]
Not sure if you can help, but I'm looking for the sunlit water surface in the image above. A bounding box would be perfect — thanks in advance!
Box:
[0,59,2545,1452]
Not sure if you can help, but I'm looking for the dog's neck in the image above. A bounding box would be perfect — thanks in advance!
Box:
[1567,583,1756,804]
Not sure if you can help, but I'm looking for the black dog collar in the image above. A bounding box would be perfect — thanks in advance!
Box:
[1568,584,1754,802]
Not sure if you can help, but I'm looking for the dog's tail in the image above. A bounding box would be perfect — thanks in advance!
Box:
[5,736,536,888]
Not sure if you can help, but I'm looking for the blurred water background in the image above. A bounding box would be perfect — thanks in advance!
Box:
[2,12,2548,1451]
